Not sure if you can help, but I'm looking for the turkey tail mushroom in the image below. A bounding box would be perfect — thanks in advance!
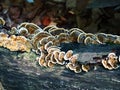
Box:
[43,25,58,32]
[25,23,40,34]
[70,30,83,42]
[64,50,73,60]
[57,33,70,43]
[77,33,86,43]
[32,32,51,49]
[49,28,68,36]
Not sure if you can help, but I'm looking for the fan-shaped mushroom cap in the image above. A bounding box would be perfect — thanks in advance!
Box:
[45,53,52,62]
[25,23,40,34]
[18,27,28,36]
[70,30,82,42]
[48,60,54,68]
[69,28,84,34]
[17,22,29,29]
[96,33,108,43]
[32,32,51,49]
[49,28,68,36]
[47,46,61,54]
[74,65,82,73]
[43,25,58,32]
[57,33,70,43]
[107,34,118,43]
[77,33,86,43]
[10,27,17,35]
[38,53,46,66]
[64,50,73,60]
[44,41,53,50]
[84,36,93,45]
[114,36,120,44]
[39,37,48,46]
[53,50,60,61]
[69,54,79,64]
[82,64,90,72]
[59,51,65,61]
[50,53,57,64]
[108,58,118,69]
[101,59,113,70]
[56,51,65,65]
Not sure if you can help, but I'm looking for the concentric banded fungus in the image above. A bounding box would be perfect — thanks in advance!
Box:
[49,28,68,36]
[82,64,90,72]
[108,58,118,69]
[45,53,52,66]
[39,37,49,46]
[50,54,57,64]
[44,41,53,50]
[0,21,120,74]
[43,25,58,32]
[10,27,17,35]
[38,46,47,54]
[66,62,75,70]
[96,33,108,43]
[101,53,118,70]
[64,50,73,60]
[107,34,118,43]
[47,46,60,54]
[18,27,28,36]
[25,23,40,34]
[38,53,46,66]
[69,28,84,34]
[102,60,113,70]
[77,33,86,43]
[86,33,94,37]
[17,22,29,29]
[46,36,57,45]
[74,64,82,73]
[48,60,54,68]
[57,33,70,43]
[0,33,31,52]
[57,51,65,65]
[32,32,51,49]
[58,51,65,61]
[114,36,120,44]
[47,36,56,41]
[53,50,60,62]
[66,62,81,73]
[86,33,101,44]
[69,54,79,64]
[84,36,93,45]
[70,30,82,42]
[107,53,118,69]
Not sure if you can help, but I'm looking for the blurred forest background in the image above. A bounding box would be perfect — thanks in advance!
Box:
[0,0,120,35]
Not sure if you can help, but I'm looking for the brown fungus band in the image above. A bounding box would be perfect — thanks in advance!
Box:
[0,17,120,73]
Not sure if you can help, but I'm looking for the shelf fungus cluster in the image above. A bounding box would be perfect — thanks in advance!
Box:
[36,42,83,73]
[0,32,32,52]
[102,53,119,70]
[0,17,120,73]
